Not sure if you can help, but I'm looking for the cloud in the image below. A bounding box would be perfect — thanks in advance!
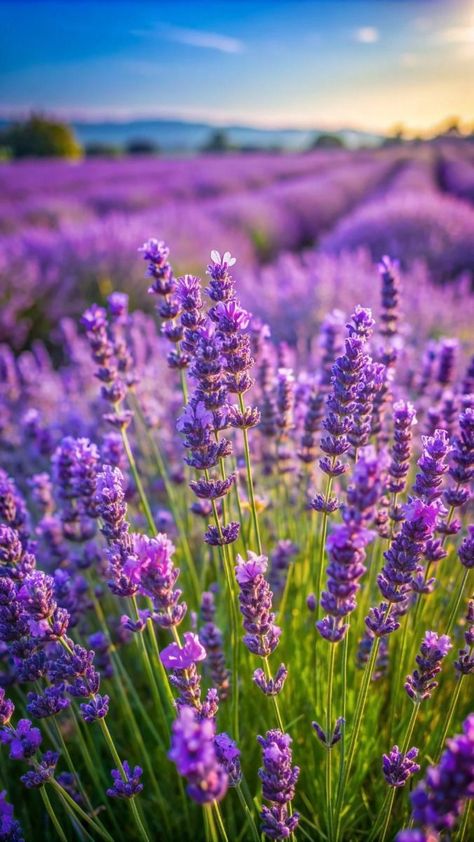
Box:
[163,25,244,54]
[354,27,379,44]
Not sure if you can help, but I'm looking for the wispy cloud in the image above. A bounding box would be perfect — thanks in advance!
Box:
[163,25,244,54]
[354,26,379,44]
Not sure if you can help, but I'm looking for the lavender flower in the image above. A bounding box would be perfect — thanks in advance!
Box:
[404,713,474,834]
[107,761,144,799]
[21,750,59,789]
[405,631,452,702]
[169,706,228,804]
[382,746,420,787]
[312,716,344,749]
[413,429,452,504]
[257,729,300,840]
[214,733,242,787]
[160,633,215,715]
[319,306,375,493]
[124,533,186,628]
[459,525,474,569]
[235,552,282,658]
[0,789,24,841]
[455,599,474,675]
[317,449,379,642]
[387,401,417,495]
[0,719,42,760]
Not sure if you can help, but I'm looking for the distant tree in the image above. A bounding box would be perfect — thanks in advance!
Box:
[309,133,345,150]
[201,129,233,153]
[126,138,159,156]
[382,124,406,147]
[0,113,82,159]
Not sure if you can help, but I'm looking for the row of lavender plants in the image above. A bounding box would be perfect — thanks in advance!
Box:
[0,241,472,841]
[2,144,474,355]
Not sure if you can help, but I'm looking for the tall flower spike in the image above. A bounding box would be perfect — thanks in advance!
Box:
[257,729,300,840]
[382,746,420,787]
[235,552,282,658]
[405,631,452,702]
[169,706,228,804]
[319,306,375,492]
[400,712,474,836]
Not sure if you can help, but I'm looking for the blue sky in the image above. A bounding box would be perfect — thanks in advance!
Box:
[0,0,473,132]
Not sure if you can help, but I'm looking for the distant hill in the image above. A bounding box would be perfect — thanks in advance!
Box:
[0,117,385,153]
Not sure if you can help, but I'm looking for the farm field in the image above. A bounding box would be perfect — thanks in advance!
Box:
[0,139,473,841]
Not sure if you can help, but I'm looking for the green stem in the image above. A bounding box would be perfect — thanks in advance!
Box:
[236,784,260,842]
[41,786,68,842]
[446,568,471,636]
[264,656,285,732]
[238,393,262,555]
[326,643,337,842]
[213,802,230,842]
[434,675,464,763]
[49,780,114,842]
[119,422,156,535]
[335,632,381,837]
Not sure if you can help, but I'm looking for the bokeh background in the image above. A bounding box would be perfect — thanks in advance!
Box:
[1,0,474,352]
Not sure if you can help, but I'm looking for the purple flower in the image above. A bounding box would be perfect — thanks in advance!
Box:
[413,430,452,504]
[160,632,206,671]
[253,664,288,696]
[257,729,300,840]
[95,466,128,543]
[79,693,109,724]
[312,716,345,749]
[107,761,144,799]
[235,552,281,657]
[0,789,24,841]
[405,631,452,703]
[388,401,417,495]
[169,706,228,804]
[382,745,420,787]
[459,525,474,569]
[26,684,70,719]
[214,733,242,787]
[407,713,474,833]
[21,750,59,789]
[0,719,42,760]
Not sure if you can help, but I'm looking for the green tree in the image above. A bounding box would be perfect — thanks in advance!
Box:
[0,113,82,159]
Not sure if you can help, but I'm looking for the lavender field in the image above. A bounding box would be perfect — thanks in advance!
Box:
[0,136,473,842]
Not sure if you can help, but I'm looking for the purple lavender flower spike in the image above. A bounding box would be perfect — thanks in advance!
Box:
[0,789,24,841]
[258,729,300,840]
[26,684,70,719]
[455,600,474,675]
[312,716,345,748]
[253,664,288,696]
[94,466,128,542]
[235,552,282,657]
[79,693,110,724]
[169,706,228,804]
[161,632,212,715]
[107,761,144,799]
[404,712,474,836]
[21,751,59,789]
[124,533,187,628]
[458,525,474,569]
[319,306,375,488]
[405,631,452,702]
[413,429,452,504]
[0,719,42,760]
[388,401,417,495]
[199,592,230,701]
[383,746,420,787]
[214,733,242,787]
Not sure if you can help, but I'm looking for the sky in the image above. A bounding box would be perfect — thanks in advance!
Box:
[0,0,473,134]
